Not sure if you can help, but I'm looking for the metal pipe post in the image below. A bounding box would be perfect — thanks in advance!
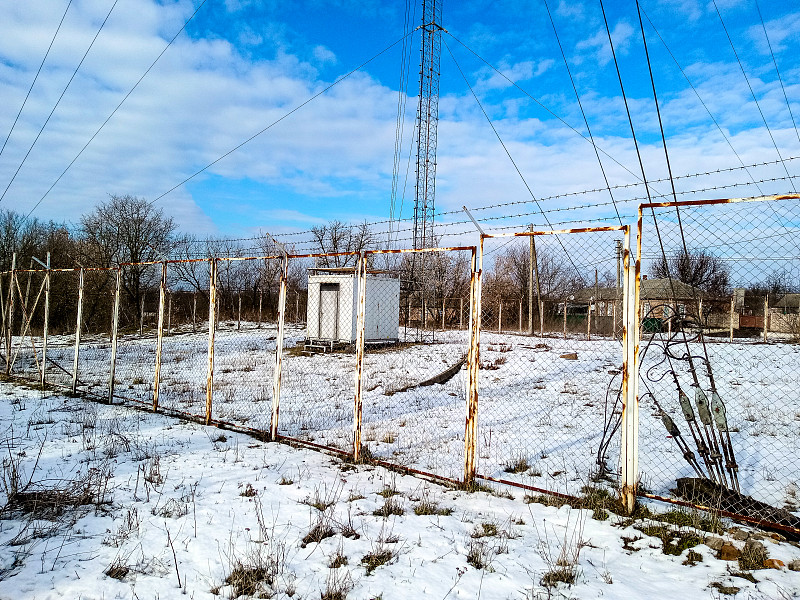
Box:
[271,255,289,440]
[729,295,734,342]
[108,267,121,403]
[464,243,482,484]
[205,259,217,425]
[5,253,15,375]
[41,253,50,388]
[72,268,85,394]
[352,253,368,461]
[620,225,640,514]
[153,261,167,411]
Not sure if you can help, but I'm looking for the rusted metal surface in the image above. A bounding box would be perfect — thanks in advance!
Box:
[477,475,580,504]
[620,225,639,514]
[270,255,289,441]
[464,244,481,484]
[71,267,84,394]
[153,261,167,411]
[483,224,628,239]
[41,253,50,389]
[365,245,476,255]
[206,259,217,425]
[642,492,800,539]
[108,267,121,403]
[352,252,367,461]
[5,254,15,375]
[640,193,800,211]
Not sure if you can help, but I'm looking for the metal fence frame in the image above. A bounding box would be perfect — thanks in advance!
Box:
[2,194,800,537]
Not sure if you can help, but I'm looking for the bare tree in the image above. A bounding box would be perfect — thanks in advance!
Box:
[311,220,375,267]
[652,247,730,297]
[80,195,176,324]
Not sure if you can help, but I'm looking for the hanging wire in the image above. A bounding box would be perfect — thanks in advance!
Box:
[639,6,763,196]
[754,0,800,145]
[541,0,622,226]
[22,0,211,226]
[0,0,121,204]
[0,0,73,159]
[711,0,797,193]
[443,38,584,280]
[143,27,420,209]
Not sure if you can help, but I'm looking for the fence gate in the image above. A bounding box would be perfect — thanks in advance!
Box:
[637,195,800,537]
[476,226,632,499]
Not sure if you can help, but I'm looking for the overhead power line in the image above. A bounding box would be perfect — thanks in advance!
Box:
[145,27,419,209]
[23,0,211,224]
[1,0,121,204]
[0,0,73,159]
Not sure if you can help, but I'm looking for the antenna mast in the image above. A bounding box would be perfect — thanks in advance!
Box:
[413,0,442,250]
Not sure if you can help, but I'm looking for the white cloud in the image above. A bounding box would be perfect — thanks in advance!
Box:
[575,20,635,67]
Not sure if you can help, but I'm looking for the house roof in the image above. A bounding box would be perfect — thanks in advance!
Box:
[572,278,701,302]
[774,293,800,308]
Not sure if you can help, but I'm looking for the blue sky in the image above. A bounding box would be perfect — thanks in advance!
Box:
[0,0,798,244]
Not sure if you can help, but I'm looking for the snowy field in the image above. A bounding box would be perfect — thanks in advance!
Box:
[7,323,800,514]
[1,382,800,599]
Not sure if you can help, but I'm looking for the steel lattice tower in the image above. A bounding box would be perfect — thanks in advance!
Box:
[413,0,442,250]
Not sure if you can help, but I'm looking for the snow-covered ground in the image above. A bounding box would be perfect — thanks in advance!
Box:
[7,324,800,513]
[1,381,799,600]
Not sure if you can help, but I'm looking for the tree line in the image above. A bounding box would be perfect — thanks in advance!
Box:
[2,195,793,335]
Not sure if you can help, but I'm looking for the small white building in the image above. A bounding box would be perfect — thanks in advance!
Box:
[306,268,400,343]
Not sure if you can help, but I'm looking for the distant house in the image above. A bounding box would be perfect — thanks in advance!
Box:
[572,277,702,319]
[773,293,800,314]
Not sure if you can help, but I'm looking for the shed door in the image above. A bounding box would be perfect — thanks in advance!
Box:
[319,283,340,340]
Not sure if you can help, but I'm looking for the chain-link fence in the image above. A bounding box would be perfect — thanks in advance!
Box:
[357,246,476,481]
[2,194,799,537]
[476,227,630,498]
[638,196,800,534]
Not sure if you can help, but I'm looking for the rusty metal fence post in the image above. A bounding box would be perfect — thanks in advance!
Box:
[5,254,16,375]
[463,244,481,485]
[352,252,367,461]
[153,261,167,411]
[270,254,289,440]
[108,266,121,403]
[71,267,84,394]
[41,253,50,389]
[205,258,217,425]
[620,226,640,513]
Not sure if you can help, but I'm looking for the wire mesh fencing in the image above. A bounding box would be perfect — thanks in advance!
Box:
[211,256,283,431]
[73,268,116,398]
[276,253,360,453]
[3,267,49,385]
[637,196,800,534]
[357,247,476,481]
[476,227,630,498]
[151,261,210,421]
[1,195,798,537]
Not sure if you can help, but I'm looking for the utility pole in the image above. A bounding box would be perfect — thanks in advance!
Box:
[529,224,542,336]
[528,225,534,335]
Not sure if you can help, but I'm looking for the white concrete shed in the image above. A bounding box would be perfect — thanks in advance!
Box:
[306,268,400,343]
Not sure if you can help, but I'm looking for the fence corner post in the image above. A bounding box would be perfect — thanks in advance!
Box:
[352,252,367,462]
[620,225,640,514]
[270,254,289,441]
